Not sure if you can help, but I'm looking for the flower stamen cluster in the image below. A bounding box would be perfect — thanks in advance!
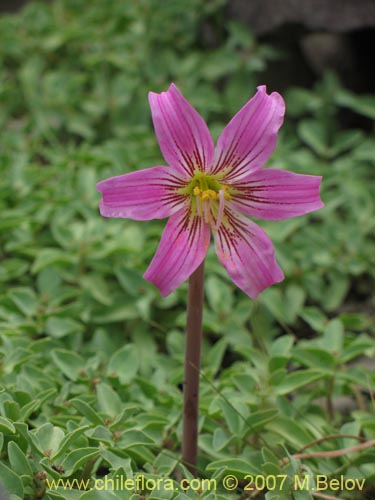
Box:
[184,174,231,229]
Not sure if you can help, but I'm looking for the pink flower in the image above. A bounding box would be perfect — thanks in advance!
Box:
[97,84,323,299]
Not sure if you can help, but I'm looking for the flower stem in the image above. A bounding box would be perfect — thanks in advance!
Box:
[182,260,205,476]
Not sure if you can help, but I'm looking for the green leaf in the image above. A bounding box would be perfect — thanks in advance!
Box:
[270,336,294,357]
[266,417,314,449]
[45,490,76,500]
[285,285,305,322]
[52,425,90,461]
[46,317,83,339]
[207,458,262,477]
[32,248,77,273]
[341,335,375,363]
[80,275,113,306]
[96,382,123,418]
[154,451,179,476]
[86,425,113,444]
[166,330,185,356]
[8,441,33,477]
[330,129,363,156]
[0,461,24,497]
[298,119,328,157]
[3,400,21,421]
[292,348,335,372]
[212,428,230,452]
[59,447,99,476]
[92,304,140,323]
[259,288,286,323]
[206,275,233,314]
[205,339,227,376]
[36,267,62,296]
[261,447,280,468]
[124,444,155,464]
[80,491,122,500]
[8,288,38,316]
[51,349,85,380]
[243,409,279,435]
[107,345,139,384]
[335,89,375,118]
[216,399,246,436]
[117,429,155,449]
[321,318,344,354]
[293,490,314,500]
[33,423,65,456]
[20,399,42,421]
[300,307,327,333]
[100,450,133,473]
[70,399,105,426]
[0,416,16,434]
[114,265,144,296]
[285,88,322,116]
[275,369,326,394]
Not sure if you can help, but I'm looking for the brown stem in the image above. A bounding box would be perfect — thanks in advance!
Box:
[312,493,342,500]
[297,433,366,453]
[281,439,375,464]
[182,261,205,477]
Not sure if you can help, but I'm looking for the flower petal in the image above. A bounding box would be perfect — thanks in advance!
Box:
[230,169,324,220]
[96,166,187,220]
[149,84,214,177]
[144,208,210,296]
[212,86,285,180]
[214,210,284,299]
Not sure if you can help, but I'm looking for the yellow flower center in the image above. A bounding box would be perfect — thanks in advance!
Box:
[179,172,231,229]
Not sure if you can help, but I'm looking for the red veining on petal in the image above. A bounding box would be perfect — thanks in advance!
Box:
[222,101,275,181]
[159,94,208,175]
[159,212,205,289]
[215,189,225,230]
[218,209,274,290]
[158,97,196,176]
[212,96,267,175]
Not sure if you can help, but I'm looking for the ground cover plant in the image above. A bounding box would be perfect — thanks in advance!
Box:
[0,1,374,499]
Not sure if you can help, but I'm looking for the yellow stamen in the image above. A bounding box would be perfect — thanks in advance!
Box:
[201,189,218,201]
[179,172,233,229]
[222,185,231,200]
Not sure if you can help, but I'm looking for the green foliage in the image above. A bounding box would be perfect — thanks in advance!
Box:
[0,1,374,499]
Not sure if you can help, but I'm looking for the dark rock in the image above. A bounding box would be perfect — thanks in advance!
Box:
[0,0,28,13]
[228,0,375,34]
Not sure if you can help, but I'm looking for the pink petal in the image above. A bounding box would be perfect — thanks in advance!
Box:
[212,86,285,181]
[214,210,284,299]
[230,169,324,220]
[96,166,187,220]
[143,208,210,296]
[149,84,214,178]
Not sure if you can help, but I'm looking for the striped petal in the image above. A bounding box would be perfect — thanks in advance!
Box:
[230,169,324,220]
[213,210,284,299]
[97,166,187,220]
[212,86,285,181]
[144,208,210,296]
[149,84,214,178]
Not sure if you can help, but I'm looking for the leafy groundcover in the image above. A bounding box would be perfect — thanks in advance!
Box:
[0,1,374,499]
